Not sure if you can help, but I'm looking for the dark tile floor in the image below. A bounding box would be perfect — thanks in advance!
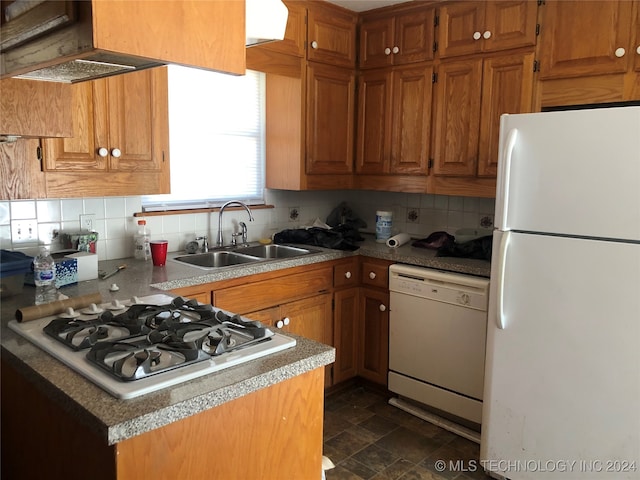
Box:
[323,385,493,480]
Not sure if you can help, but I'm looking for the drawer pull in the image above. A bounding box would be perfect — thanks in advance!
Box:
[379,304,386,312]
[345,271,351,279]
[369,272,377,280]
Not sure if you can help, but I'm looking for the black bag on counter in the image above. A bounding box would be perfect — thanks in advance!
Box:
[274,227,362,251]
[436,235,493,260]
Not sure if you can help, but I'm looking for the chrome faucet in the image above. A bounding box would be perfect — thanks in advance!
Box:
[217,201,254,247]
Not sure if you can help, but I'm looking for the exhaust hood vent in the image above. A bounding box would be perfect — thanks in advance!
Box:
[246,0,289,47]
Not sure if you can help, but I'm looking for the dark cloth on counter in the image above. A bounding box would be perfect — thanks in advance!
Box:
[411,231,455,250]
[274,226,363,251]
[326,201,367,230]
[436,235,493,261]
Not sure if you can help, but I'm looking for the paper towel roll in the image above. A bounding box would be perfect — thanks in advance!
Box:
[386,233,411,248]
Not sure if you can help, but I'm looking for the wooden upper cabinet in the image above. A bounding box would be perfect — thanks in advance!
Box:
[306,62,355,175]
[43,68,166,173]
[438,1,538,58]
[432,51,534,178]
[537,0,634,79]
[249,0,306,57]
[359,7,436,69]
[307,2,357,67]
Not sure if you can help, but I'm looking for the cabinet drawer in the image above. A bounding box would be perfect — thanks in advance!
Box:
[214,266,332,314]
[333,259,359,288]
[361,259,391,288]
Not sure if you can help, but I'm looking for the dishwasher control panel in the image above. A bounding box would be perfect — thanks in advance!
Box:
[389,264,489,311]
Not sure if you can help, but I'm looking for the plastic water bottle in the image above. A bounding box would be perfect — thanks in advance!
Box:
[33,247,58,304]
[134,219,151,260]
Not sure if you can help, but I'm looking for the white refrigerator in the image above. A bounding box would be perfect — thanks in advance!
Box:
[481,106,640,479]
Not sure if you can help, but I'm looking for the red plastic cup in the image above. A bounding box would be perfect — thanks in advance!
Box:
[150,240,168,266]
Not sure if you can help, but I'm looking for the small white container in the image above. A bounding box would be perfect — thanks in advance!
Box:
[375,210,393,243]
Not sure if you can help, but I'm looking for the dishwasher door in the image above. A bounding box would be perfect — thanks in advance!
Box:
[388,264,489,424]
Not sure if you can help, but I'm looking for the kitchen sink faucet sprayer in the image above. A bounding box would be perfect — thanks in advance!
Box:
[217,201,254,247]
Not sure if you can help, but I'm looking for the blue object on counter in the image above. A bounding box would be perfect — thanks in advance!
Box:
[0,250,34,297]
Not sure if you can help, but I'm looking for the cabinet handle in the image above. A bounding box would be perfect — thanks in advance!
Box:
[111,148,122,158]
[369,272,376,280]
[311,40,318,49]
[283,317,290,326]
[615,47,626,58]
[473,31,481,40]
[276,319,284,328]
[384,47,391,55]
[483,30,491,39]
[392,46,399,54]
[636,45,640,55]
[97,147,109,157]
[379,304,386,312]
[344,271,352,279]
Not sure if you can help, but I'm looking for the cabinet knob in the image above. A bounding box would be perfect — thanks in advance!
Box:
[615,47,626,58]
[276,319,284,328]
[384,47,391,55]
[311,40,318,49]
[636,45,640,55]
[345,271,352,279]
[283,317,290,326]
[97,147,109,157]
[483,30,491,39]
[473,31,481,40]
[111,148,122,158]
[392,46,399,54]
[379,304,386,312]
[369,272,376,280]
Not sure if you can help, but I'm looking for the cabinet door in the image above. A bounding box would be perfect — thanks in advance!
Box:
[483,1,538,52]
[307,5,356,67]
[282,293,333,346]
[244,306,281,327]
[537,0,633,79]
[333,287,359,384]
[306,63,355,175]
[358,287,389,386]
[478,52,534,178]
[390,64,434,174]
[394,8,436,65]
[355,69,392,174]
[107,68,167,172]
[359,16,395,69]
[43,79,109,171]
[431,59,483,176]
[438,1,484,58]
[634,1,640,72]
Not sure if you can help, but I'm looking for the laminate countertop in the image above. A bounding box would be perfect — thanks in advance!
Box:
[0,235,490,446]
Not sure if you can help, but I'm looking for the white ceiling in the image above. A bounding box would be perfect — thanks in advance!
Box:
[324,0,411,12]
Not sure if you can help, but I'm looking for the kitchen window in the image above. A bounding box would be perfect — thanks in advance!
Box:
[142,66,265,212]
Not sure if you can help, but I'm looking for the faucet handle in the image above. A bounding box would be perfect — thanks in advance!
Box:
[231,232,242,247]
[195,235,209,252]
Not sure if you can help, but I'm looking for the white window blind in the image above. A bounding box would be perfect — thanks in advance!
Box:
[142,66,265,211]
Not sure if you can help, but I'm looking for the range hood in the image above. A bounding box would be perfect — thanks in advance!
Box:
[1,0,287,84]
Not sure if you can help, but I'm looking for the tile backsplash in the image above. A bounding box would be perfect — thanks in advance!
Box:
[0,190,495,261]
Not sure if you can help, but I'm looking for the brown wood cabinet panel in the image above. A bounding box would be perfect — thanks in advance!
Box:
[478,51,534,177]
[305,62,355,175]
[537,0,633,80]
[170,285,212,306]
[431,58,483,176]
[356,68,393,174]
[359,7,435,69]
[333,258,360,288]
[358,287,389,386]
[0,78,72,138]
[282,293,333,346]
[0,138,46,200]
[361,258,391,289]
[214,266,332,314]
[333,287,359,384]
[438,1,537,58]
[307,2,357,67]
[390,64,433,174]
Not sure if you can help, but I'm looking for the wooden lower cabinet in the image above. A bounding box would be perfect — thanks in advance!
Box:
[1,359,325,480]
[358,287,390,387]
[333,287,359,383]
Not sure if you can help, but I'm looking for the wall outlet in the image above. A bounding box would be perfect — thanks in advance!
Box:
[80,214,95,231]
[11,220,38,244]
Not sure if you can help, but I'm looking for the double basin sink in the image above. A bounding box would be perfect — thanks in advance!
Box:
[173,244,321,269]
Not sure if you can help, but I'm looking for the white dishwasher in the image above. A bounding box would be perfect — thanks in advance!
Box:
[388,264,489,428]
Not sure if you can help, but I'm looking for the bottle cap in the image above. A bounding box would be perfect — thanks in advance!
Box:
[138,219,146,225]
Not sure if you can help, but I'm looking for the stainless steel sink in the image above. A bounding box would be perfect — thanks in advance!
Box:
[173,250,262,269]
[235,244,319,259]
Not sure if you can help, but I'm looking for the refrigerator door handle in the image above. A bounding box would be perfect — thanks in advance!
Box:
[496,230,511,329]
[497,128,518,231]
